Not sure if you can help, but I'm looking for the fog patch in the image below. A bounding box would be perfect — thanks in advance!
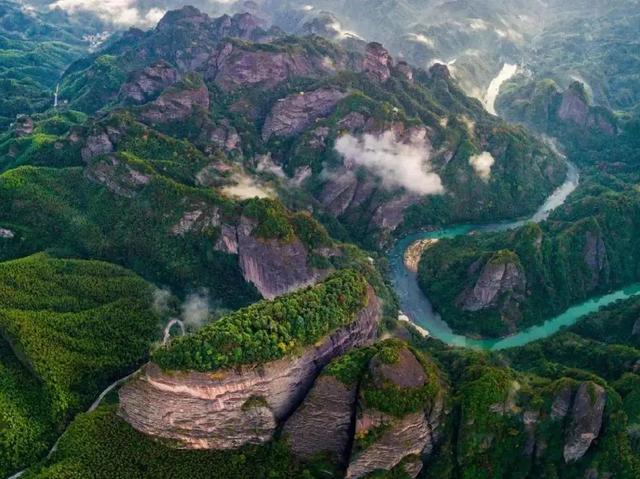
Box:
[334,130,444,195]
[222,173,274,200]
[408,33,435,47]
[181,290,211,329]
[50,0,164,27]
[469,152,495,181]
[152,288,172,315]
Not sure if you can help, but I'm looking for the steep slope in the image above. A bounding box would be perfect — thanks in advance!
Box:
[418,187,640,337]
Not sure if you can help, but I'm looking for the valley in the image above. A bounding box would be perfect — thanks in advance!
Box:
[1,1,640,478]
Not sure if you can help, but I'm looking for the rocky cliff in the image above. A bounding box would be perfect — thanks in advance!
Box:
[118,284,381,450]
[283,342,446,479]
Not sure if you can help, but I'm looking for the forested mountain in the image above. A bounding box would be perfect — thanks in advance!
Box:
[1,3,640,479]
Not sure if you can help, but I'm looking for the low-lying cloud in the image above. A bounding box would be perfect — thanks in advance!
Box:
[50,0,165,27]
[181,290,211,329]
[469,151,495,181]
[334,131,444,196]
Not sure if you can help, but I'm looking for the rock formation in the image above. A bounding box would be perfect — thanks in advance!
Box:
[235,217,333,299]
[138,76,209,125]
[282,374,357,465]
[563,382,606,463]
[362,42,393,83]
[119,61,179,105]
[118,286,381,449]
[262,88,346,141]
[458,251,526,312]
[557,82,617,135]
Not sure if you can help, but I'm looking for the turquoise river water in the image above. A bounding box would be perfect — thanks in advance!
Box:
[389,162,640,350]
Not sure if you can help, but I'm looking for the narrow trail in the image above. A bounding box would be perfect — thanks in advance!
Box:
[5,318,185,479]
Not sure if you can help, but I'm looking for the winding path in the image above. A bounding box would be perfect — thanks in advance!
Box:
[390,162,640,350]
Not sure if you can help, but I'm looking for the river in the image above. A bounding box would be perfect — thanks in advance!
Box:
[389,162,640,351]
[484,63,518,115]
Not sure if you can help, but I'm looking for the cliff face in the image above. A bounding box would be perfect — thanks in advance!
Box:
[235,217,332,300]
[283,343,446,479]
[262,88,346,141]
[563,383,607,463]
[456,251,526,330]
[557,84,617,135]
[118,286,381,450]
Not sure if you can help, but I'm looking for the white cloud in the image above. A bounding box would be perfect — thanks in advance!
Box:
[469,151,495,181]
[50,0,165,27]
[334,130,444,196]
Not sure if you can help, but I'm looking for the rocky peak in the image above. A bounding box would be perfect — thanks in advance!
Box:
[13,115,33,137]
[362,42,393,82]
[118,285,382,450]
[156,6,210,32]
[395,61,414,82]
[429,63,452,80]
[262,88,346,141]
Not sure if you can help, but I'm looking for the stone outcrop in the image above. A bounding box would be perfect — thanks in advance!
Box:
[236,217,332,299]
[584,230,609,290]
[346,347,444,479]
[458,252,526,312]
[206,41,344,92]
[557,82,617,135]
[563,382,606,463]
[362,42,393,83]
[119,61,179,105]
[262,88,346,141]
[14,115,33,137]
[84,155,150,198]
[118,286,381,449]
[283,375,357,464]
[138,77,209,125]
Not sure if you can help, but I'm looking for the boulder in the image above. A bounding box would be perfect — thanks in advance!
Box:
[118,286,381,449]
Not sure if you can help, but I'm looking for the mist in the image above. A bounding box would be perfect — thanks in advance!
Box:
[181,290,212,329]
[469,151,495,181]
[334,130,444,196]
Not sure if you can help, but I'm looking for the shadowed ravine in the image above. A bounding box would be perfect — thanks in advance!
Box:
[390,161,640,350]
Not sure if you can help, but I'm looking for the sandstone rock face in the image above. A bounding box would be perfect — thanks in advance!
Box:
[362,42,393,83]
[346,347,444,479]
[236,217,332,299]
[118,286,381,449]
[458,255,526,312]
[262,88,346,141]
[551,385,573,421]
[119,61,179,105]
[557,83,616,135]
[207,42,342,92]
[347,411,434,479]
[584,230,609,290]
[81,132,114,161]
[563,382,606,463]
[139,79,209,125]
[84,155,150,198]
[283,375,357,464]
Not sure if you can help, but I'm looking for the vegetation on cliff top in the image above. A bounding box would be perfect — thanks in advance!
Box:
[153,270,368,372]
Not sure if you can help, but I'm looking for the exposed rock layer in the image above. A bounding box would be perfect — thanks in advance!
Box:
[118,286,381,449]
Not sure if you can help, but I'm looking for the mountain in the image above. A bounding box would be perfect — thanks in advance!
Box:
[2,4,640,479]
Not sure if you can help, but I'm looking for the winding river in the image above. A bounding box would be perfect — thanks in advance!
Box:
[390,161,640,351]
